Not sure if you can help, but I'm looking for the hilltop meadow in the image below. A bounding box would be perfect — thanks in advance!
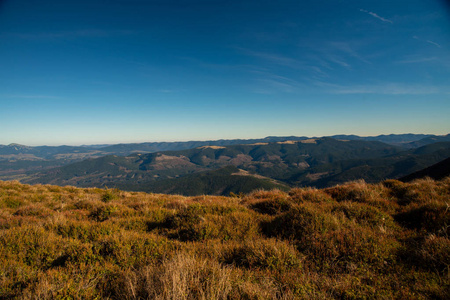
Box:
[0,177,449,299]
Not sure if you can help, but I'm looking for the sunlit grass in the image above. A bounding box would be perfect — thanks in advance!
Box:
[0,177,449,299]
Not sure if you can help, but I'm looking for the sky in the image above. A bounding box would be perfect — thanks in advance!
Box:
[1,0,449,146]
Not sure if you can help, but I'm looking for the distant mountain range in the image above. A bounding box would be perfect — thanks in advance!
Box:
[326,133,447,147]
[2,133,449,158]
[16,137,449,196]
[1,134,449,196]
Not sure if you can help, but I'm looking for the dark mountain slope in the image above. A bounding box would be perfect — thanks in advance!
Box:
[400,157,450,182]
[26,155,145,187]
[289,142,450,188]
[115,166,289,196]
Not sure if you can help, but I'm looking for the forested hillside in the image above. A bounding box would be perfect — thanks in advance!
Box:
[20,139,450,195]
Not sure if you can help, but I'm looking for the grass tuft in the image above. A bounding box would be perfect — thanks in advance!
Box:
[0,177,449,298]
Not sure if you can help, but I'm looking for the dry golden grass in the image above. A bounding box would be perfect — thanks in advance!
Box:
[0,177,449,299]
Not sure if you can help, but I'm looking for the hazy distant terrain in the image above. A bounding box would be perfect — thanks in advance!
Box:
[1,134,444,195]
[1,134,449,195]
[0,137,314,180]
[19,138,401,189]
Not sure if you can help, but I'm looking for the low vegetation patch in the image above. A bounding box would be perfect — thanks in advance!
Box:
[0,178,449,299]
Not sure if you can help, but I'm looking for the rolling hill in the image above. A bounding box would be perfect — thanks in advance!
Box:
[3,135,450,195]
[114,165,289,196]
[23,138,407,194]
[1,134,446,180]
[0,137,311,180]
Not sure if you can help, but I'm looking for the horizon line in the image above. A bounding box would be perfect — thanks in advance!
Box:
[1,132,448,147]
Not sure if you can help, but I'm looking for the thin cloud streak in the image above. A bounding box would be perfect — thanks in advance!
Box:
[427,40,441,48]
[329,83,441,95]
[256,79,294,92]
[1,94,62,99]
[4,29,135,40]
[328,42,371,64]
[327,55,350,68]
[395,56,437,64]
[413,36,442,48]
[360,9,393,23]
[247,70,305,94]
[235,47,303,68]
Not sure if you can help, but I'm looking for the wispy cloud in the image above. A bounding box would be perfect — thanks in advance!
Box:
[395,56,437,64]
[298,39,375,80]
[426,40,441,48]
[255,79,295,93]
[308,65,329,77]
[326,55,350,68]
[328,41,371,64]
[413,36,442,48]
[308,53,350,71]
[158,89,178,93]
[1,94,62,99]
[360,9,393,24]
[235,47,303,68]
[327,83,441,95]
[4,29,135,40]
[247,70,304,94]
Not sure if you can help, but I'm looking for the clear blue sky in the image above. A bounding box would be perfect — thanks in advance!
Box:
[1,0,449,146]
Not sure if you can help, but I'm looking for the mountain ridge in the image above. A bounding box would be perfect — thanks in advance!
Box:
[19,138,418,195]
[2,134,449,196]
[2,133,448,154]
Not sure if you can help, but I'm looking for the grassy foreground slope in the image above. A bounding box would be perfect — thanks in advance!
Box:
[1,178,449,299]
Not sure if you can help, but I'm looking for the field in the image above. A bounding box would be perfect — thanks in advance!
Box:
[1,178,449,299]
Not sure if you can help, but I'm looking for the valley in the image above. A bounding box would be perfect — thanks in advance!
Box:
[1,134,449,196]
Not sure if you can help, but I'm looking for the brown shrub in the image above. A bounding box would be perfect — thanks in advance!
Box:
[247,189,289,201]
[162,204,259,241]
[332,201,396,230]
[325,180,385,203]
[222,238,302,271]
[89,204,119,222]
[289,187,333,203]
[13,204,53,218]
[395,202,450,235]
[416,234,450,274]
[262,204,338,241]
[248,197,292,215]
[92,231,172,268]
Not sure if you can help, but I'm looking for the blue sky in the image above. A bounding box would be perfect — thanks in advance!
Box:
[1,0,449,146]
